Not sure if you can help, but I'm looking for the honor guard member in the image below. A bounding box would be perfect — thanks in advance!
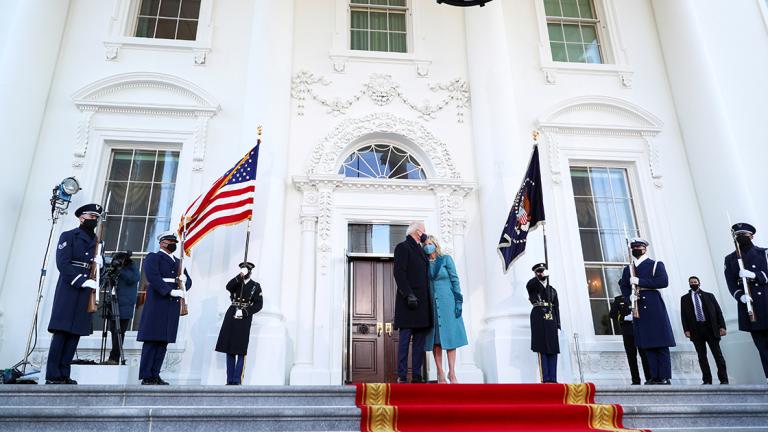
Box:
[527,263,560,383]
[619,238,676,385]
[724,223,768,382]
[609,294,651,385]
[45,203,103,384]
[137,231,191,385]
[215,262,263,385]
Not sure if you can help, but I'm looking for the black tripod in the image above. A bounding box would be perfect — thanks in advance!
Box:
[98,265,125,365]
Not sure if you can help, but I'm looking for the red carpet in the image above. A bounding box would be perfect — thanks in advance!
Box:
[355,383,648,432]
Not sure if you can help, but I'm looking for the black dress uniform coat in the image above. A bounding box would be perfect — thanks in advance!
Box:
[681,290,726,339]
[619,258,676,349]
[137,250,191,343]
[724,246,768,331]
[215,276,263,355]
[48,227,97,336]
[527,277,560,354]
[609,295,635,337]
[393,235,432,329]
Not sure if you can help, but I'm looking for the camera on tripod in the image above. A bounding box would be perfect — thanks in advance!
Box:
[104,250,132,276]
[98,250,133,365]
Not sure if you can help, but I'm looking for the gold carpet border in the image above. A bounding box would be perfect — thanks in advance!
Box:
[362,383,398,432]
[587,404,644,432]
[564,383,592,405]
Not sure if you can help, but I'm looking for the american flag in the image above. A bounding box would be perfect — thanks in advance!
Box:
[180,142,260,255]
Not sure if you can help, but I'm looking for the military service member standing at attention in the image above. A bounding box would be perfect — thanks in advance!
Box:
[619,238,676,385]
[137,231,191,385]
[609,294,651,385]
[527,263,560,383]
[724,223,768,383]
[215,262,263,385]
[45,204,103,384]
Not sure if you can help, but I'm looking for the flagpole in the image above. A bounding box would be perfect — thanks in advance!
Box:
[242,125,262,264]
[532,130,549,267]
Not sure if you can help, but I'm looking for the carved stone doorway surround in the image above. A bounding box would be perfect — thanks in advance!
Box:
[290,113,482,384]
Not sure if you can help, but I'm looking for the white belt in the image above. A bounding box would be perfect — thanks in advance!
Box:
[162,278,176,283]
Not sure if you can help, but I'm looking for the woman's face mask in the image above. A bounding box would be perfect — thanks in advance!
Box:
[423,244,436,255]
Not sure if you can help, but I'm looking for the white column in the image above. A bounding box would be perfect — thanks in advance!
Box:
[290,211,318,377]
[237,0,294,384]
[464,1,537,383]
[0,0,71,368]
[650,0,762,384]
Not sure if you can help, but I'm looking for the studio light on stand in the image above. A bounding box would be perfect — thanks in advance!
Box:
[3,177,80,384]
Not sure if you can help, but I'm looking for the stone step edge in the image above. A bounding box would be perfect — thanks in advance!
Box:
[0,406,360,418]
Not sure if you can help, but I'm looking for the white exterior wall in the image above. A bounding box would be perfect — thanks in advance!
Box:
[0,0,765,385]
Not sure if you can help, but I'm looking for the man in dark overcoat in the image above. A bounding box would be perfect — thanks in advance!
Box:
[393,221,432,383]
[215,262,263,385]
[724,222,768,382]
[137,231,191,385]
[526,263,560,383]
[619,238,676,385]
[680,276,729,384]
[609,294,651,385]
[45,203,103,384]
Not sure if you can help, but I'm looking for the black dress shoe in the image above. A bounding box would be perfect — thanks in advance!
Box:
[396,377,408,383]
[658,379,671,385]
[63,378,78,384]
[702,381,712,385]
[45,378,65,384]
[410,376,424,384]
[720,381,729,385]
[141,378,158,385]
[631,382,641,385]
[156,377,170,385]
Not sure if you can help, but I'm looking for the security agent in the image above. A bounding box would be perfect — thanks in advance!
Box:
[724,223,768,382]
[618,238,676,385]
[680,276,729,385]
[527,263,560,383]
[136,231,191,385]
[608,294,651,385]
[45,203,103,384]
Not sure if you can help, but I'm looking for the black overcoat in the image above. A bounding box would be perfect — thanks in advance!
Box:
[393,236,432,329]
[48,227,97,336]
[527,277,560,354]
[608,295,634,336]
[215,276,263,355]
[681,290,726,340]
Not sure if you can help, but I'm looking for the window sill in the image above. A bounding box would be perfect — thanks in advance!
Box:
[103,37,211,65]
[328,49,432,77]
[540,61,633,88]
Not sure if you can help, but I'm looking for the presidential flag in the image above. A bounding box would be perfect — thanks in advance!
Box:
[180,142,260,255]
[498,145,545,273]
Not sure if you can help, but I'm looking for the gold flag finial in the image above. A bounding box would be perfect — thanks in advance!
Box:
[532,130,541,142]
[257,125,263,138]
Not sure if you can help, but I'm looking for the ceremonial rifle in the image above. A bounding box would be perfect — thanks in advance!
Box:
[87,193,110,313]
[623,224,640,318]
[178,219,189,316]
[728,215,756,322]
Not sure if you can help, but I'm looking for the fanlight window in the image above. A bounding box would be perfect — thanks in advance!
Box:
[339,144,426,180]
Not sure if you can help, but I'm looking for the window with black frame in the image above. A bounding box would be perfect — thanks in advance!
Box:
[135,0,201,41]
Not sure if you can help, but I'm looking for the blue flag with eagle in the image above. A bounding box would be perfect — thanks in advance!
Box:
[498,145,546,273]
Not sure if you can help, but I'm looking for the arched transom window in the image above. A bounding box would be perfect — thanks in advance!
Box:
[339,144,426,180]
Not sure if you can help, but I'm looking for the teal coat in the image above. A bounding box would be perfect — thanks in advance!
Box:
[424,255,468,350]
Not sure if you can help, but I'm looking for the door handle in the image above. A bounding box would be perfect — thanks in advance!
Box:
[385,322,392,337]
[376,322,383,337]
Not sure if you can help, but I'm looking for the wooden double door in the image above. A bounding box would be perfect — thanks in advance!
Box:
[349,259,423,383]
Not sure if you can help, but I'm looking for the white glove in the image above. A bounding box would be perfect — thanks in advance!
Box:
[81,279,98,289]
[629,276,640,285]
[234,309,243,319]
[178,274,188,285]
[239,267,249,276]
[739,269,756,279]
[740,294,752,304]
[541,269,550,277]
[93,255,104,268]
[623,314,633,321]
[170,289,184,298]
[629,294,638,303]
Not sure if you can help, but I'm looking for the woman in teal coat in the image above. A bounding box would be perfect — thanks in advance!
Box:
[423,235,468,383]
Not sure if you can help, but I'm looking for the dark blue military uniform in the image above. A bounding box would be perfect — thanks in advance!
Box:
[137,250,191,382]
[619,257,676,383]
[724,245,768,379]
[527,275,560,383]
[45,226,97,382]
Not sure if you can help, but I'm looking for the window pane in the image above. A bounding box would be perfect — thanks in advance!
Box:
[581,25,597,44]
[615,199,637,232]
[155,18,178,39]
[159,0,181,17]
[580,230,602,261]
[578,0,594,19]
[351,10,368,29]
[135,17,156,38]
[604,267,624,298]
[119,217,147,251]
[609,168,629,198]
[139,0,161,16]
[102,218,121,252]
[389,13,405,32]
[154,151,180,182]
[104,182,128,214]
[562,24,582,43]
[370,0,388,5]
[570,167,592,196]
[149,184,175,216]
[589,167,611,197]
[590,300,612,335]
[566,44,586,63]
[130,151,157,182]
[370,11,387,30]
[600,230,624,263]
[389,0,406,6]
[370,31,388,51]
[351,0,369,3]
[547,23,564,42]
[124,183,152,216]
[389,32,406,53]
[176,20,197,40]
[109,151,133,181]
[595,198,618,229]
[575,197,597,228]
[585,266,605,298]
[179,0,201,19]
[145,218,171,251]
[543,0,562,16]
[561,0,580,18]
[550,42,567,62]
[351,30,368,50]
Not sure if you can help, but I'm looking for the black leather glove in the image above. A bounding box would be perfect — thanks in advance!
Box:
[406,294,419,310]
